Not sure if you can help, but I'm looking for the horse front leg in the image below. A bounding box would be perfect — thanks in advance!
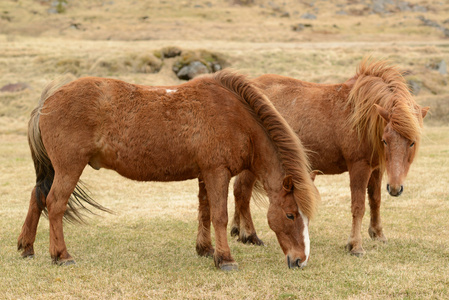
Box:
[17,187,43,258]
[368,169,387,243]
[203,169,237,270]
[232,171,264,245]
[196,178,214,257]
[346,162,372,256]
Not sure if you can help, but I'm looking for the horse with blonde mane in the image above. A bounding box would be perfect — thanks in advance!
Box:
[17,70,319,270]
[229,58,429,255]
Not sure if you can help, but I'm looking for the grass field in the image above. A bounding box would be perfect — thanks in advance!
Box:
[1,0,449,299]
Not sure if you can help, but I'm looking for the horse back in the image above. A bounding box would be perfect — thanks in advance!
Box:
[253,74,369,174]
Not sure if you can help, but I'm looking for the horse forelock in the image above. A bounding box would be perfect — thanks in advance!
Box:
[213,70,318,219]
[346,58,423,170]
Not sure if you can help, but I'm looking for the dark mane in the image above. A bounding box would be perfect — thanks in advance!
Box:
[345,58,424,170]
[212,70,319,219]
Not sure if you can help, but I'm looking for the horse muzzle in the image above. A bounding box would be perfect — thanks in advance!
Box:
[387,183,403,197]
[287,255,307,269]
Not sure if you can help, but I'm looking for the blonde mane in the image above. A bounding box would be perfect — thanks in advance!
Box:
[345,58,424,171]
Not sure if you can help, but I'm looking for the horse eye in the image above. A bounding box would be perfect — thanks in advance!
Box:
[382,139,387,146]
[410,142,415,147]
[286,213,295,220]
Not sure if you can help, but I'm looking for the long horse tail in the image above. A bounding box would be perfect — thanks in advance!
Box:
[212,70,319,220]
[29,75,112,223]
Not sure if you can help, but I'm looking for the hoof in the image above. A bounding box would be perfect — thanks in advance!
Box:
[55,259,76,266]
[350,250,365,257]
[368,227,388,243]
[230,226,240,237]
[345,243,365,257]
[20,248,35,259]
[220,262,238,271]
[238,233,265,246]
[18,241,35,258]
[196,245,214,257]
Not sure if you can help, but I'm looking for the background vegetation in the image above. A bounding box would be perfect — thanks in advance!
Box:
[1,0,448,299]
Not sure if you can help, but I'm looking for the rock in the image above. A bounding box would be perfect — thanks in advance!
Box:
[407,79,421,95]
[268,1,281,12]
[300,13,316,20]
[438,60,447,75]
[161,46,182,58]
[176,61,209,80]
[280,12,290,18]
[0,82,31,92]
[336,10,348,15]
[48,0,68,14]
[291,23,313,31]
[412,5,427,13]
[418,16,449,38]
[397,1,412,12]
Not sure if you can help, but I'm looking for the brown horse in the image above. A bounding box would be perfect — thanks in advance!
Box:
[17,70,319,270]
[228,59,429,255]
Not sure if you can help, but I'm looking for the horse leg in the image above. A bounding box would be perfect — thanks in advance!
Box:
[367,169,387,243]
[232,171,264,245]
[203,169,237,271]
[47,167,84,265]
[346,163,372,256]
[196,178,214,257]
[17,187,43,258]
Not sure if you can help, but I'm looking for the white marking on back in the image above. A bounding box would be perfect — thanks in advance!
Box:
[166,89,177,94]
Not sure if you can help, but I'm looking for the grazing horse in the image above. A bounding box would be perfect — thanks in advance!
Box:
[229,59,429,255]
[17,70,319,270]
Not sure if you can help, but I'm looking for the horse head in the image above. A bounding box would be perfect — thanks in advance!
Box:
[266,175,316,269]
[375,104,429,197]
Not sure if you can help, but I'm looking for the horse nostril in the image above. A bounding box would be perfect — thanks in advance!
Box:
[398,185,404,195]
[386,184,390,193]
[296,258,302,268]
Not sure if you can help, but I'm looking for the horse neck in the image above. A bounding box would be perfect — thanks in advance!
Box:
[251,137,285,197]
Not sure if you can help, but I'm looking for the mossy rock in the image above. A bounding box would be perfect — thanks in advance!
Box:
[154,46,182,59]
[172,50,227,80]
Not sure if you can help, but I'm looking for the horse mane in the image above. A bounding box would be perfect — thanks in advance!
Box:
[345,58,424,171]
[212,69,319,219]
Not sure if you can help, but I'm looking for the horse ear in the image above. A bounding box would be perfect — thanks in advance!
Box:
[310,170,320,182]
[421,106,430,119]
[283,175,293,193]
[344,75,357,88]
[374,104,390,122]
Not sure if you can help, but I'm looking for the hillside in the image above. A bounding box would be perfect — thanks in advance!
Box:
[1,0,448,134]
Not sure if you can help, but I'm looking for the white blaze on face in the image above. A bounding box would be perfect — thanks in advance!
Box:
[166,89,177,94]
[299,210,310,268]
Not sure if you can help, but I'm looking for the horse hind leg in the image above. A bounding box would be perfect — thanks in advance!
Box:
[367,169,387,243]
[46,164,86,265]
[17,187,43,258]
[232,171,264,246]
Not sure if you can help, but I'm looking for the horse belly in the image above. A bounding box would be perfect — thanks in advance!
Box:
[89,133,202,182]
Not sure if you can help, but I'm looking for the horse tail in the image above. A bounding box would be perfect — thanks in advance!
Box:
[212,70,319,220]
[29,75,112,223]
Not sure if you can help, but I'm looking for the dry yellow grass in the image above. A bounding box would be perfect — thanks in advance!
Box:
[1,0,449,298]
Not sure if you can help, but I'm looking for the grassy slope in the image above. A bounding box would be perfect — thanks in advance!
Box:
[1,0,449,299]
